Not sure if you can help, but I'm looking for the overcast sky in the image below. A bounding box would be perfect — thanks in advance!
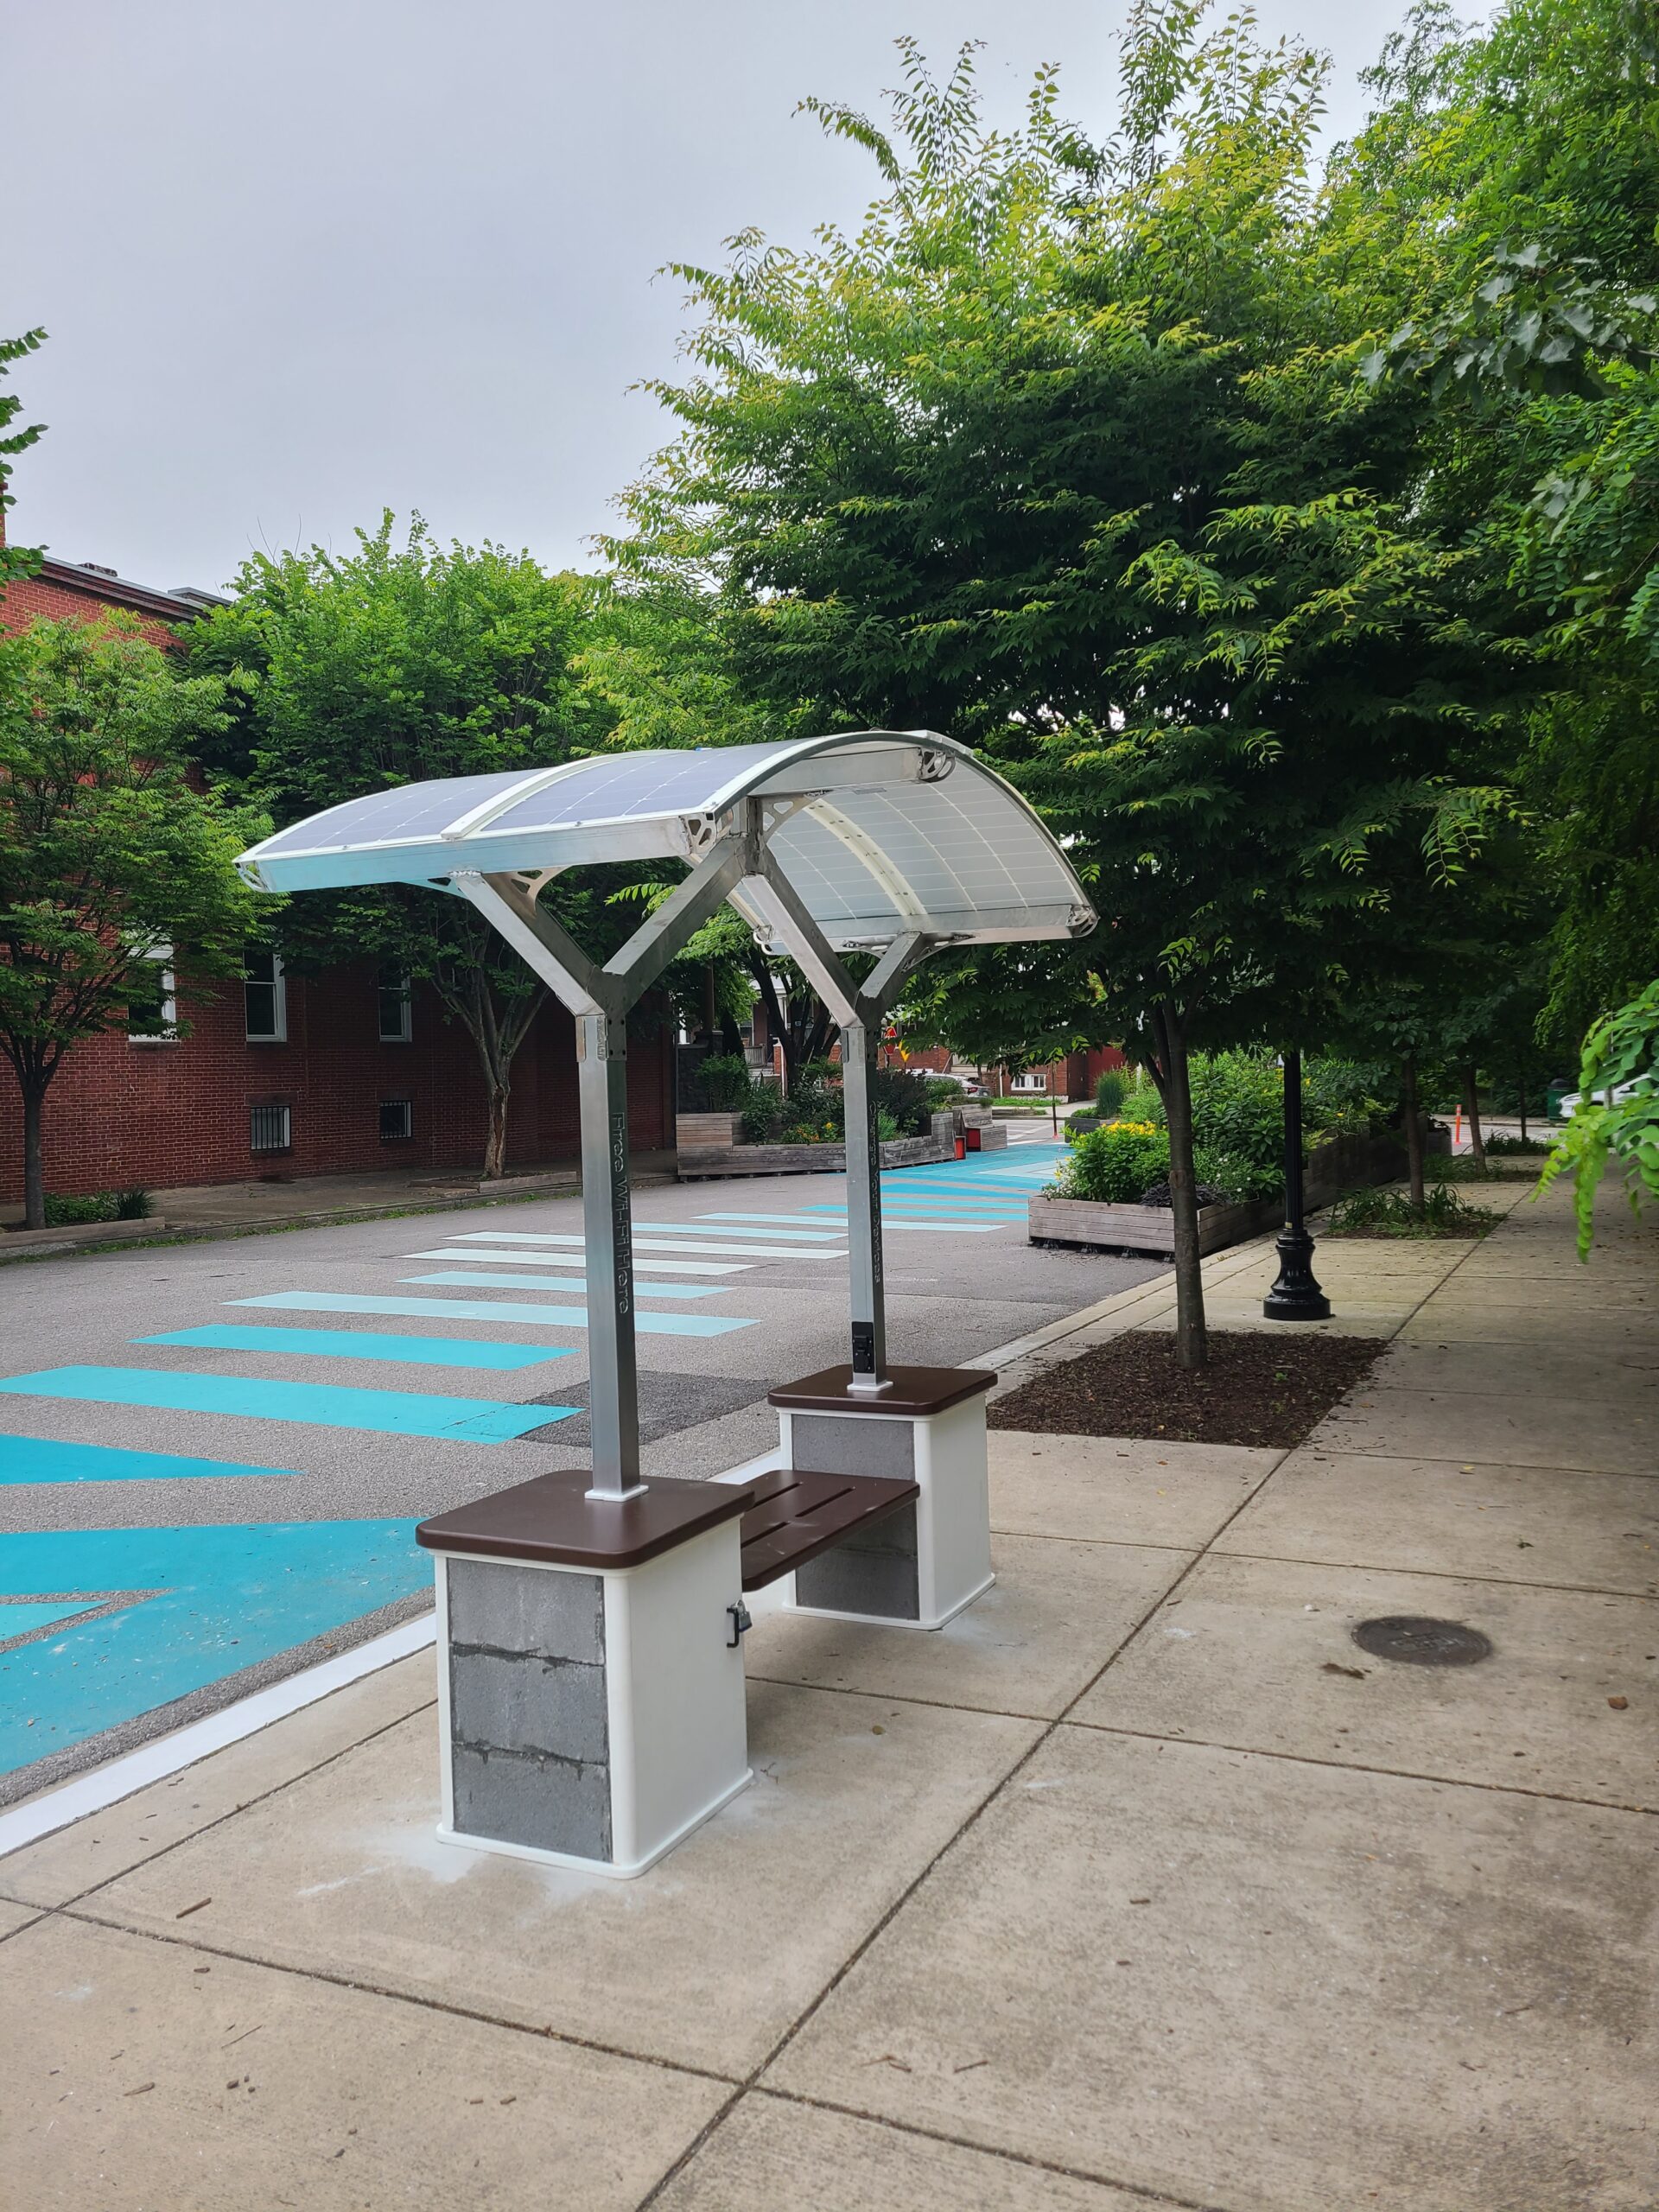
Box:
[4,0,1466,594]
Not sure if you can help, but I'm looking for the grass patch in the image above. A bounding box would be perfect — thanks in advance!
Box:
[1325,1184,1501,1238]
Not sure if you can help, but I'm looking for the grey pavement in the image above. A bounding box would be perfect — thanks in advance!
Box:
[1,1170,1653,2208]
[0,1131,1161,1797]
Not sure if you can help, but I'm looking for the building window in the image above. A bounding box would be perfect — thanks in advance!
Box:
[378,1097,413,1142]
[378,967,412,1043]
[1012,1070,1048,1093]
[244,950,287,1042]
[126,944,177,1043]
[250,1100,292,1155]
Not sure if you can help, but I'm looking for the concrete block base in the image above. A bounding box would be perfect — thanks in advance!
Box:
[771,1370,996,1631]
[423,1488,753,1878]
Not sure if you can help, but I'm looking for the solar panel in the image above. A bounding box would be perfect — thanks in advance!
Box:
[238,734,1093,946]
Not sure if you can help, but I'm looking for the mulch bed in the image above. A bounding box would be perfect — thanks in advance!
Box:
[988,1328,1384,1450]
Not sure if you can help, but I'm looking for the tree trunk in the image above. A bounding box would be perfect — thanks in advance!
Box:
[1461,1063,1486,1168]
[1152,1001,1207,1371]
[482,1079,511,1181]
[1402,1052,1427,1211]
[1518,1096,1528,1142]
[21,1079,46,1231]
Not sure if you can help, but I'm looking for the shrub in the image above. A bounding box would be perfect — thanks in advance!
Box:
[923,1075,969,1109]
[689,1052,754,1111]
[1065,1109,1099,1139]
[1302,1057,1392,1141]
[740,1086,785,1143]
[868,1065,934,1135]
[1485,1133,1550,1155]
[1325,1184,1498,1237]
[114,1187,154,1219]
[42,1192,119,1226]
[1052,1120,1170,1204]
[875,1108,903,1142]
[1092,1068,1128,1118]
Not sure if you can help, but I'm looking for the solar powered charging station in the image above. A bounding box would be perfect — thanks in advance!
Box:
[238,731,1096,1875]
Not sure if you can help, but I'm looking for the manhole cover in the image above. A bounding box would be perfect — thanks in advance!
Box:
[1351,1616,1493,1668]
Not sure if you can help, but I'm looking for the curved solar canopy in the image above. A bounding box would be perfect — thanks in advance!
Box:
[237,731,1096,950]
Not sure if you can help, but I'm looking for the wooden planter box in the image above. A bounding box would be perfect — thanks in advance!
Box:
[1029,1192,1281,1257]
[675,1111,746,1150]
[1028,1130,1422,1257]
[678,1135,954,1180]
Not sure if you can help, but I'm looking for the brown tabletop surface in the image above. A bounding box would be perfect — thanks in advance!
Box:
[416,1470,755,1571]
[767,1363,997,1417]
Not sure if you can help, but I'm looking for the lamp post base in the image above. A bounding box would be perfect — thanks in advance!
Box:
[1262,1226,1332,1321]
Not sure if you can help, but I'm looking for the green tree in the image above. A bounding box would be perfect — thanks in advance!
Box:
[0,327,47,587]
[191,516,611,1179]
[608,19,1516,1363]
[0,617,266,1226]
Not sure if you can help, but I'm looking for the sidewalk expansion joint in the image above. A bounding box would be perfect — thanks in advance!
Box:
[41,1899,744,2090]
[1065,1719,1659,1818]
[1209,1547,1659,1603]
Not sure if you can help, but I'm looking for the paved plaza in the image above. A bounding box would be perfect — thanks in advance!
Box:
[0,1172,1653,2209]
[0,1134,1157,1800]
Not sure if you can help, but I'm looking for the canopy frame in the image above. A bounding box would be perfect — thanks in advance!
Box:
[455,798,943,1499]
[237,730,1096,1504]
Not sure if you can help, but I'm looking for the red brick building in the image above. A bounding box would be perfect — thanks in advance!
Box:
[0,538,671,1209]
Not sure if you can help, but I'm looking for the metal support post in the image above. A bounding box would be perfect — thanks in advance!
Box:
[1263,1049,1331,1322]
[840,1017,887,1390]
[578,1009,642,1495]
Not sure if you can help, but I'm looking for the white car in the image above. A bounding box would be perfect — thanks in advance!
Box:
[1554,1077,1651,1116]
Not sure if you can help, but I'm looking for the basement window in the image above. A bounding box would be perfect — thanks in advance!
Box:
[378,1097,413,1142]
[250,1100,292,1155]
[244,950,288,1042]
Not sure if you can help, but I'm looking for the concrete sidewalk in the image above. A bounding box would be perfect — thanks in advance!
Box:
[1,1178,1653,2209]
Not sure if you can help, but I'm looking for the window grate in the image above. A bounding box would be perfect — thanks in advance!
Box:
[378,1097,413,1142]
[250,1101,291,1154]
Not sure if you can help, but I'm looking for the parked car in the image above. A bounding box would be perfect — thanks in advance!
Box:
[1553,1077,1651,1116]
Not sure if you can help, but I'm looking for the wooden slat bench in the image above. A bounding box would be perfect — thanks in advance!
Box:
[737,1465,919,1594]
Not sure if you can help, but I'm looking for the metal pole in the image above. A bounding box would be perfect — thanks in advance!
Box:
[1263,1049,1331,1322]
[577,1009,642,1495]
[841,1017,888,1390]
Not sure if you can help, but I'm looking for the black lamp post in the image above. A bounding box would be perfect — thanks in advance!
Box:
[1263,1048,1331,1321]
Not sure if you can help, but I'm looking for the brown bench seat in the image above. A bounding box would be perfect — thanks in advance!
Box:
[739,1465,919,1593]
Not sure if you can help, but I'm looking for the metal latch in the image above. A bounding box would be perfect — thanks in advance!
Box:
[726,1601,753,1648]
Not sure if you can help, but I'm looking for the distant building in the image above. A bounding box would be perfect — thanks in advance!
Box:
[0,519,671,1211]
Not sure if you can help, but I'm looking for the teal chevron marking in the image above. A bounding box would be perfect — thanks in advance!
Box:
[0,1436,301,1485]
[137,1325,569,1370]
[0,1366,569,1443]
[233,1292,754,1338]
[0,1519,429,1774]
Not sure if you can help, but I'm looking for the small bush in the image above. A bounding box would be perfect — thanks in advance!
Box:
[42,1192,119,1226]
[1065,1109,1099,1139]
[1325,1185,1498,1237]
[41,1187,155,1227]
[1052,1120,1170,1204]
[689,1052,754,1111]
[868,1065,934,1136]
[1093,1068,1128,1118]
[923,1075,969,1109]
[874,1108,903,1142]
[1485,1133,1550,1155]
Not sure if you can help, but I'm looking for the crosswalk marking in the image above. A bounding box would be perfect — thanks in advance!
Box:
[137,1325,569,1370]
[0,1437,302,1485]
[404,1271,724,1300]
[232,1291,755,1338]
[0,1366,572,1444]
[630,1218,845,1243]
[446,1235,750,1274]
[456,1232,847,1262]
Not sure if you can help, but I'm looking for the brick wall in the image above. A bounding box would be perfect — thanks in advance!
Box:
[0,963,674,1205]
[0,569,183,650]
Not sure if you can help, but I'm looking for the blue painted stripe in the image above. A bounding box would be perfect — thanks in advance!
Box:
[137,1325,569,1370]
[0,1367,571,1444]
[0,1436,301,1486]
[430,1245,748,1275]
[402,1271,723,1300]
[233,1291,755,1338]
[1,1600,101,1639]
[635,1219,845,1243]
[0,1520,429,1773]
